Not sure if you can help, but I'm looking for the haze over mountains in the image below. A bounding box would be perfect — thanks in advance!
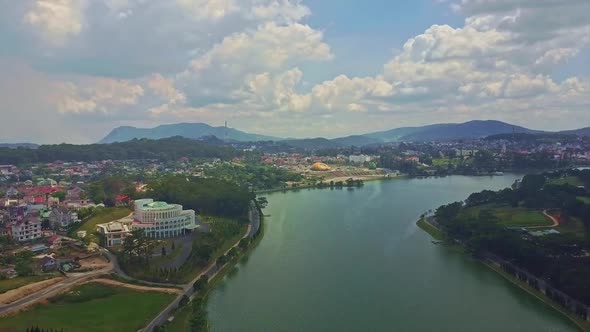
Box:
[99,123,279,144]
[98,120,590,149]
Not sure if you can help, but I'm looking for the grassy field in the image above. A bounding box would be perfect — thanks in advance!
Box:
[0,282,174,332]
[577,196,590,205]
[548,176,583,187]
[416,218,444,240]
[0,275,55,294]
[555,217,587,239]
[461,204,552,227]
[70,207,131,244]
[432,158,462,167]
[163,303,192,331]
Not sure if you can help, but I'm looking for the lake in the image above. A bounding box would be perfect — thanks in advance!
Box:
[206,175,580,332]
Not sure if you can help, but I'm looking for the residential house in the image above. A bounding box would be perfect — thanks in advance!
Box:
[5,187,18,198]
[11,214,42,242]
[38,255,57,271]
[66,186,85,201]
[49,207,78,229]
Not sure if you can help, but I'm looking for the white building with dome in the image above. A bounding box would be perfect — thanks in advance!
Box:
[132,199,198,238]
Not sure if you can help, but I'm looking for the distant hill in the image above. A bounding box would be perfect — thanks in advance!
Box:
[0,137,238,164]
[362,120,541,142]
[331,135,382,147]
[281,138,342,150]
[98,120,590,150]
[99,123,279,143]
[0,143,39,149]
[558,127,590,136]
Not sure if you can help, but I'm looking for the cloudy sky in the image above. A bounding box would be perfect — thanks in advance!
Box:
[1,0,589,143]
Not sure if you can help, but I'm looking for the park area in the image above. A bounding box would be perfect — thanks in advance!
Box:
[69,207,131,244]
[0,282,175,332]
[577,196,590,205]
[432,158,463,167]
[547,176,583,187]
[119,215,248,284]
[460,204,553,227]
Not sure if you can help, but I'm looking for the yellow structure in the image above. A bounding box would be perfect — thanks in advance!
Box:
[311,162,331,171]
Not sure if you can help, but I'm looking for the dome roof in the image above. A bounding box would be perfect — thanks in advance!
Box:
[311,162,331,171]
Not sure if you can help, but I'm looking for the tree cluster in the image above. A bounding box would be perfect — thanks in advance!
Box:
[146,176,254,218]
[434,169,590,306]
[0,137,239,165]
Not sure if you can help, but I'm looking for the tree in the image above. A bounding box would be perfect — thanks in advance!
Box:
[104,196,116,207]
[51,191,66,201]
[256,196,268,209]
[179,295,190,306]
[193,275,208,292]
[193,243,214,263]
[15,261,32,276]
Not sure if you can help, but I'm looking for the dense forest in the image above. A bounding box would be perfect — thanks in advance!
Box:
[145,175,254,218]
[0,137,239,164]
[434,169,590,306]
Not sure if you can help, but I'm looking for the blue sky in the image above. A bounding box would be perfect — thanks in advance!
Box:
[0,0,589,143]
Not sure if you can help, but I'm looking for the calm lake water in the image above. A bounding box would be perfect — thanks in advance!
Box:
[206,175,580,332]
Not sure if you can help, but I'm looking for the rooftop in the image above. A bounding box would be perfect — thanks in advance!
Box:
[143,201,172,209]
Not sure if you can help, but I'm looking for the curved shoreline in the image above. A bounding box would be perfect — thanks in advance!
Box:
[416,218,590,332]
[158,204,265,331]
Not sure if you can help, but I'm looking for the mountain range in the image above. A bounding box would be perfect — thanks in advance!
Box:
[99,123,279,144]
[98,120,590,149]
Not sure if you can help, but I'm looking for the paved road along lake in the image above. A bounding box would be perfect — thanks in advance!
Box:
[206,175,580,332]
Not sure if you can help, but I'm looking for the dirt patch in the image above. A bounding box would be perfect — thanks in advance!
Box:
[0,277,64,305]
[78,255,110,270]
[85,279,181,294]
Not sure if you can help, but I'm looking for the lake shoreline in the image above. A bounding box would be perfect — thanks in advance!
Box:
[416,218,590,332]
[255,175,407,194]
[208,175,578,331]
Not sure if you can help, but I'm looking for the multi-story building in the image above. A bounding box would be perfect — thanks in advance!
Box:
[97,220,131,247]
[49,206,79,229]
[132,199,198,238]
[11,215,42,242]
[348,154,373,164]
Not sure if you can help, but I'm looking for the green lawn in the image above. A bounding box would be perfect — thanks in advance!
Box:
[0,275,55,294]
[121,216,247,284]
[547,176,583,187]
[461,204,552,227]
[432,158,462,167]
[555,217,587,239]
[416,218,443,240]
[0,282,174,332]
[162,303,192,332]
[577,196,590,205]
[70,207,131,244]
[151,238,185,267]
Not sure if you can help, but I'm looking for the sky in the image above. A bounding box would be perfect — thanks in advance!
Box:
[0,0,589,144]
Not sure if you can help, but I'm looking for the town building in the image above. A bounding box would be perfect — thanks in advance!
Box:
[348,154,373,164]
[132,199,198,238]
[11,214,42,242]
[96,198,198,247]
[97,220,132,247]
[49,207,79,229]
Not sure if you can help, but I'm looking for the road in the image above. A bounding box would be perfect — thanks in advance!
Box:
[525,210,560,229]
[143,203,262,332]
[0,203,262,327]
[0,264,112,315]
[542,210,560,227]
